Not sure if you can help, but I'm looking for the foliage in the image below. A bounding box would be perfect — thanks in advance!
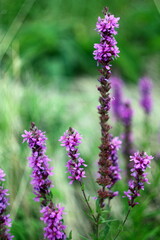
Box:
[0,0,160,83]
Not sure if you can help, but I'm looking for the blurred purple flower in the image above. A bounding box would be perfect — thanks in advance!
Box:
[59,127,87,184]
[111,77,124,120]
[107,136,122,190]
[139,76,153,114]
[120,101,133,126]
[0,169,14,240]
[120,101,134,179]
[124,152,153,207]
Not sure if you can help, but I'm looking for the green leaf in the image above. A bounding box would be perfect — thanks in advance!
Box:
[95,198,101,214]
[67,231,72,240]
[100,222,112,239]
[78,234,90,240]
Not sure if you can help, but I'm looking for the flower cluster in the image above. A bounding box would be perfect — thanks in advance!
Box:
[0,169,14,240]
[97,136,121,199]
[107,136,122,190]
[22,122,53,202]
[93,9,120,74]
[120,101,133,126]
[139,76,153,115]
[119,101,134,179]
[124,152,153,207]
[23,123,67,239]
[40,203,66,240]
[59,128,87,184]
[111,76,123,120]
[93,8,120,205]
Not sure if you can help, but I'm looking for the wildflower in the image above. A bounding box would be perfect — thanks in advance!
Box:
[22,122,53,202]
[0,168,14,240]
[111,77,124,120]
[107,136,122,189]
[59,127,87,184]
[96,14,120,36]
[93,7,120,204]
[120,101,133,126]
[120,101,134,179]
[139,76,153,115]
[93,8,120,74]
[124,152,153,207]
[40,203,66,240]
[22,123,67,239]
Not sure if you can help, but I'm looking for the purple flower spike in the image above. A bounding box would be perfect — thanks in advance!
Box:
[59,127,87,184]
[93,8,120,204]
[139,76,153,114]
[40,203,66,240]
[107,136,122,194]
[23,123,67,239]
[0,168,14,240]
[22,122,53,202]
[123,152,153,207]
[96,14,120,36]
[120,101,133,126]
[111,77,124,120]
[93,8,120,74]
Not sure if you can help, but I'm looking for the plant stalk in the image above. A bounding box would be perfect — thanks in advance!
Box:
[113,207,131,240]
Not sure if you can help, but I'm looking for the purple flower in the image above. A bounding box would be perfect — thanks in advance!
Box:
[0,168,14,240]
[93,9,120,73]
[139,76,153,114]
[119,101,133,126]
[40,203,66,240]
[93,8,120,204]
[59,127,87,184]
[22,123,67,239]
[96,14,120,36]
[93,41,120,68]
[111,76,124,120]
[22,123,53,202]
[0,168,6,181]
[107,136,122,189]
[123,152,153,207]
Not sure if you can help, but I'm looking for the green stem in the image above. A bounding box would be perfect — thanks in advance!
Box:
[79,181,97,223]
[95,213,100,240]
[113,207,131,240]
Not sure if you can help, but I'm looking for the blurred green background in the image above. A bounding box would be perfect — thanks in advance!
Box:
[1,0,160,84]
[0,0,160,239]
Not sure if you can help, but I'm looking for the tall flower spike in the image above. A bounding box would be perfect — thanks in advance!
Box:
[139,76,153,115]
[93,8,120,205]
[124,152,153,207]
[107,136,122,191]
[111,76,124,121]
[0,169,14,240]
[22,123,67,239]
[120,101,133,126]
[93,8,120,74]
[22,122,53,203]
[40,203,66,240]
[120,101,134,180]
[59,127,87,184]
